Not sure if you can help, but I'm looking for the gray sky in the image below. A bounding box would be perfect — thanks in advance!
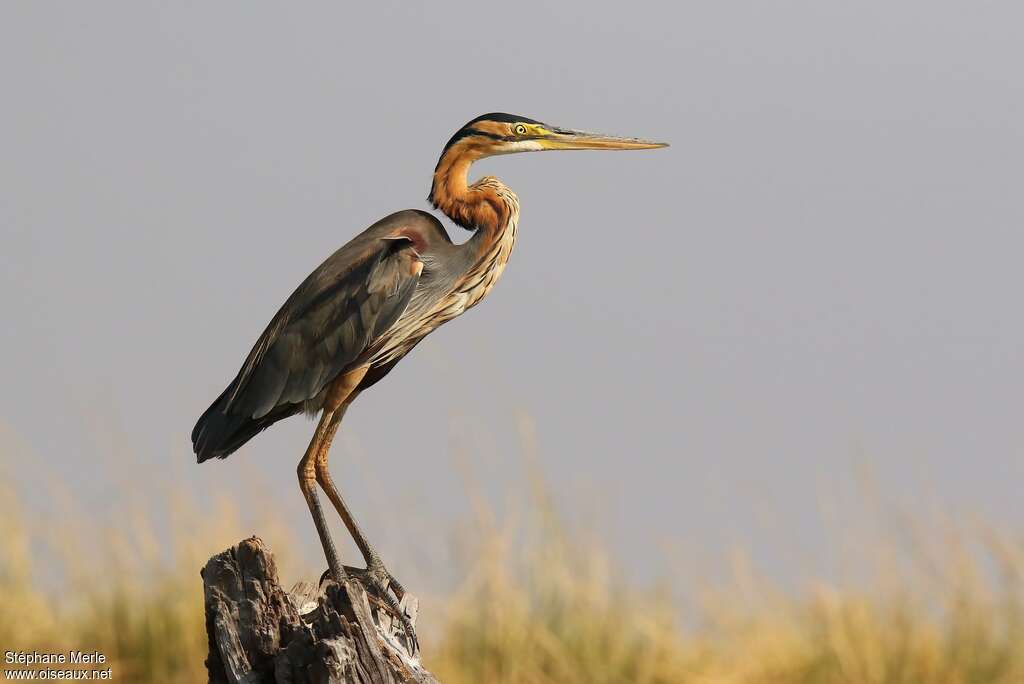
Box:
[2,2,1022,587]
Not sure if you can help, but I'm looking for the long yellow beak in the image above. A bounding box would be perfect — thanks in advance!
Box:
[540,127,668,151]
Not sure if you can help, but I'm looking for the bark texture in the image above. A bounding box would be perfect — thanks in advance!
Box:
[201,537,439,684]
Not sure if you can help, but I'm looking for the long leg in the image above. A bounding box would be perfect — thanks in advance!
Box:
[314,398,418,651]
[314,403,401,592]
[298,407,346,582]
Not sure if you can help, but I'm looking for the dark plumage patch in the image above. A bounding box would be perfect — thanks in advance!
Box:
[439,112,546,155]
[191,211,439,462]
[465,112,544,127]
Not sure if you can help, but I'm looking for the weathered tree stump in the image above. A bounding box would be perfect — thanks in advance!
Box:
[201,537,439,684]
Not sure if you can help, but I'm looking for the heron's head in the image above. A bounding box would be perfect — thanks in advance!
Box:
[429,113,667,217]
[437,112,667,162]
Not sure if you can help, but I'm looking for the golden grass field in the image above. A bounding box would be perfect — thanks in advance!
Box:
[1,456,1023,684]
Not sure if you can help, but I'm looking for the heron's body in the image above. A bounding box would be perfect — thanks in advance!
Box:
[191,113,664,649]
[193,184,519,460]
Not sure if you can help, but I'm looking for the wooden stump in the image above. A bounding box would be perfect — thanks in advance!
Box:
[201,537,439,684]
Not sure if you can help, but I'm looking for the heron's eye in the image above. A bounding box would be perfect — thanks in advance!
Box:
[514,124,528,136]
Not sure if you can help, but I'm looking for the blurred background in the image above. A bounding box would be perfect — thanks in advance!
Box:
[1,2,1022,682]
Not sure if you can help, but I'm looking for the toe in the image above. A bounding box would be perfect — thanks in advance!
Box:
[373,579,418,653]
[367,559,405,601]
[387,574,407,600]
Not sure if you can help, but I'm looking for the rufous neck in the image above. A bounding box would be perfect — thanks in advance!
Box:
[429,146,510,237]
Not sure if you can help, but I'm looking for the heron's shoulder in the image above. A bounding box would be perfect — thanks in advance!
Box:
[365,209,452,245]
[304,210,445,283]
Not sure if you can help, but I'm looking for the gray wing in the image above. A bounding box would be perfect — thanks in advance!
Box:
[228,236,422,418]
[192,216,430,462]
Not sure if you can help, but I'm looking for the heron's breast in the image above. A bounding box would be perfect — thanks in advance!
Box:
[367,201,519,366]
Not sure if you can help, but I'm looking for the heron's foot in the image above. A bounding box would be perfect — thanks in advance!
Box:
[367,557,406,600]
[366,558,418,654]
[316,560,418,653]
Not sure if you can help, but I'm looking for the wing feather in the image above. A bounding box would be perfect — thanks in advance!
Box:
[229,238,421,418]
[192,209,442,463]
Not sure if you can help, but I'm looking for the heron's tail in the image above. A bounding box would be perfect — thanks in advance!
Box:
[192,389,298,463]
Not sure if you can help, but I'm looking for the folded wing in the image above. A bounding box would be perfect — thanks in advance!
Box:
[192,234,422,462]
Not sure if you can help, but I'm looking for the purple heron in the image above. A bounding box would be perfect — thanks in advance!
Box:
[192,113,667,646]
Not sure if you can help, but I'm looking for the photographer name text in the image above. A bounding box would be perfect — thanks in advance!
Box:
[4,651,106,666]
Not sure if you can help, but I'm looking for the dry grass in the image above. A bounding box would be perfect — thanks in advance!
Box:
[426,472,1024,684]
[1,460,1022,683]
